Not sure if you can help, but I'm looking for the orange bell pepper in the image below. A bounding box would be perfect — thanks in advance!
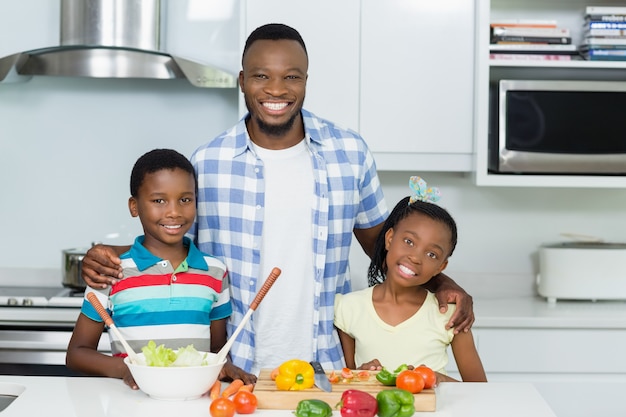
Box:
[275,359,315,391]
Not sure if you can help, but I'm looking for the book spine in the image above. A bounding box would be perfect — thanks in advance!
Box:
[584,37,626,46]
[587,54,626,61]
[586,21,626,30]
[492,35,571,44]
[585,14,626,22]
[585,28,626,36]
[588,49,626,56]
[491,27,570,37]
[583,45,626,51]
[489,21,558,29]
[490,53,572,61]
[489,44,576,51]
[586,6,626,15]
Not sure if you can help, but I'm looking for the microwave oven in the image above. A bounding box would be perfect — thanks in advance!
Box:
[488,79,626,175]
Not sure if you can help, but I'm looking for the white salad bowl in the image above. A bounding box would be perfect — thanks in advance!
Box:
[124,351,225,401]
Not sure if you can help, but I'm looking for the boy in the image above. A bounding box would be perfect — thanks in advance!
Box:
[66,149,254,389]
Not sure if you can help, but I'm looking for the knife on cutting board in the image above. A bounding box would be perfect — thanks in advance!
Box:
[310,361,332,392]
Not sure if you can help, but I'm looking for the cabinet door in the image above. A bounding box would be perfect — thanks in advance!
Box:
[476,328,626,417]
[360,0,475,171]
[478,328,626,373]
[242,0,360,131]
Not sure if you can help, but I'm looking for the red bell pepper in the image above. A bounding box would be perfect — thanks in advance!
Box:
[336,389,378,417]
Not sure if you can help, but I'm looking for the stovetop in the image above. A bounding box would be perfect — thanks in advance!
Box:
[0,286,84,308]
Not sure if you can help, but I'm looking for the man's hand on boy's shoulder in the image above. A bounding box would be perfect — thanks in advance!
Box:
[81,244,126,288]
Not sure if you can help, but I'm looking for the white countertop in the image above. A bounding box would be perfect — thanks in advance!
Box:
[474,297,626,329]
[4,296,626,328]
[0,376,556,417]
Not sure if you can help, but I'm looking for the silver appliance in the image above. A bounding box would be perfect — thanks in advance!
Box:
[0,286,109,376]
[0,0,236,88]
[489,79,626,175]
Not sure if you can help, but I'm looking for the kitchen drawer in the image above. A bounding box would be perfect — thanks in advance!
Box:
[476,328,626,373]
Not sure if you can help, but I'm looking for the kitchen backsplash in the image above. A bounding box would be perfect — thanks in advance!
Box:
[2,2,626,298]
[2,70,626,299]
[0,78,626,295]
[0,76,239,275]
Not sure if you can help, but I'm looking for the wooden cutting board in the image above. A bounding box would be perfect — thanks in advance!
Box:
[254,369,436,411]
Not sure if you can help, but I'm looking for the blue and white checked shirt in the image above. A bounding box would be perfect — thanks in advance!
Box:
[189,109,388,372]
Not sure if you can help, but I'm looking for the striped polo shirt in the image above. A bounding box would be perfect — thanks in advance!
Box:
[81,236,231,356]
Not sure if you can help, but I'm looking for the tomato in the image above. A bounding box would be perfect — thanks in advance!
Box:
[232,390,258,414]
[395,369,425,394]
[209,397,236,417]
[328,370,340,384]
[357,370,371,381]
[413,366,437,389]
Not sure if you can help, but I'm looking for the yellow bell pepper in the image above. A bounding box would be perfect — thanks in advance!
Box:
[275,359,315,391]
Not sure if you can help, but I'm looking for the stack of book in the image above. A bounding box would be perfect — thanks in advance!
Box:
[581,6,626,61]
[489,19,577,61]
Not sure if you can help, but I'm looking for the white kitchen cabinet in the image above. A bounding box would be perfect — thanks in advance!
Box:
[445,298,626,415]
[473,0,626,188]
[360,0,476,172]
[473,327,626,417]
[240,0,360,132]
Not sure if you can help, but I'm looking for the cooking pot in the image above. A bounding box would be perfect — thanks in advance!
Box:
[62,248,89,289]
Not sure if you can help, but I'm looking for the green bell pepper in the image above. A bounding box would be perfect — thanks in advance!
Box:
[294,399,333,417]
[376,388,415,417]
[375,364,409,386]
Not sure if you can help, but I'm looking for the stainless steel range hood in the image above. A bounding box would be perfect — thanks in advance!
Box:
[0,0,236,88]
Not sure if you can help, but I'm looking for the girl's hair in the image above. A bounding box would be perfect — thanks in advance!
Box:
[367,197,458,286]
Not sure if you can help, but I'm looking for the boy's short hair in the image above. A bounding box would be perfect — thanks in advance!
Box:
[242,23,308,65]
[130,149,196,197]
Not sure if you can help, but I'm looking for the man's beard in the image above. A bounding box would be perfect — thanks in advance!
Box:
[245,96,300,137]
[255,113,298,137]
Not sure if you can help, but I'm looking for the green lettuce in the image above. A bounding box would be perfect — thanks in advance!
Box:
[141,340,208,367]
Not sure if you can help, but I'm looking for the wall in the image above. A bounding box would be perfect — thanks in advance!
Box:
[6,87,626,298]
[0,77,239,277]
[349,172,626,297]
[0,0,242,284]
[2,0,626,299]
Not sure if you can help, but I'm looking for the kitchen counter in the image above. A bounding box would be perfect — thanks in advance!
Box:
[4,296,626,328]
[0,376,556,417]
[474,296,626,328]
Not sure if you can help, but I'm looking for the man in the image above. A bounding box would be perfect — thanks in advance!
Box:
[82,23,474,374]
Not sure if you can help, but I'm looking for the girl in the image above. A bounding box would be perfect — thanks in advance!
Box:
[334,177,487,383]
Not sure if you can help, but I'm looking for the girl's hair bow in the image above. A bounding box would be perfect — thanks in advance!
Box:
[408,176,441,204]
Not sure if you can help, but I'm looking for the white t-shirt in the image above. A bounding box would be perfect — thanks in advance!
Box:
[250,139,315,375]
